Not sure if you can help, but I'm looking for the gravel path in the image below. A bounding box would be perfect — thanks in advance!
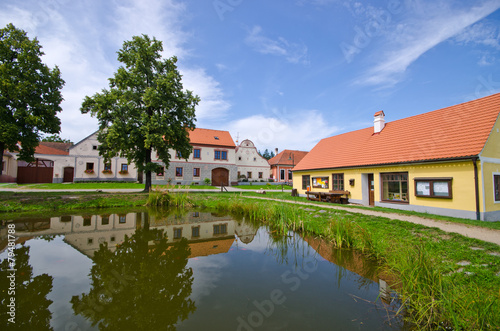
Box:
[244,196,500,246]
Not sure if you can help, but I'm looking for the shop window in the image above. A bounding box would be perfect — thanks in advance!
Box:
[312,177,329,189]
[381,173,408,203]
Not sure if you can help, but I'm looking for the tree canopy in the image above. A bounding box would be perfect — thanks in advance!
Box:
[0,23,65,174]
[81,34,199,192]
[260,149,275,160]
[41,134,72,144]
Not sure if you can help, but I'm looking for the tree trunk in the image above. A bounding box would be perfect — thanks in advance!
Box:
[143,148,152,193]
[144,171,152,193]
[0,142,4,176]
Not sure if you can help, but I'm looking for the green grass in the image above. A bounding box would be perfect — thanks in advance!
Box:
[2,182,145,190]
[235,184,293,190]
[240,191,500,230]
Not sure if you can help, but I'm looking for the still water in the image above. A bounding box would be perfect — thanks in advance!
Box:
[1,209,403,330]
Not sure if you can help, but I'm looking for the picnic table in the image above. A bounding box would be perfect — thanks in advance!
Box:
[306,190,350,204]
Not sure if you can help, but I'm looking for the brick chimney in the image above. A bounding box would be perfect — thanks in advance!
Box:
[374,111,385,134]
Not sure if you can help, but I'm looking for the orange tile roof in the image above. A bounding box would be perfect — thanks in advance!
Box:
[268,150,308,166]
[35,144,69,156]
[294,93,500,171]
[189,128,235,148]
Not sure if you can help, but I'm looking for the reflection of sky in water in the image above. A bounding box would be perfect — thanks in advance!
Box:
[1,212,402,331]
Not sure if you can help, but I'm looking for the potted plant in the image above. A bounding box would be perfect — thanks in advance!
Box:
[84,169,95,174]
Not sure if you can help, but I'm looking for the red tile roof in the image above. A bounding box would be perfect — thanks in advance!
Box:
[189,128,235,148]
[268,150,308,166]
[35,144,69,156]
[294,93,500,171]
[39,142,72,152]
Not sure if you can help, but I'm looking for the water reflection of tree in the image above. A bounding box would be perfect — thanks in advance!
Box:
[0,245,54,330]
[71,227,196,330]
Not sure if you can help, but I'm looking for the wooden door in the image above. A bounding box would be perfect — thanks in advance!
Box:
[368,174,375,206]
[63,167,74,183]
[17,159,54,184]
[212,168,229,186]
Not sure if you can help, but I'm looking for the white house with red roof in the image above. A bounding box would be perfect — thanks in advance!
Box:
[2,128,273,186]
[293,93,500,221]
[152,128,239,186]
[235,139,271,181]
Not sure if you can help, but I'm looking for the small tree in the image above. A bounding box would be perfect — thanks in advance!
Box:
[81,35,199,192]
[0,24,65,175]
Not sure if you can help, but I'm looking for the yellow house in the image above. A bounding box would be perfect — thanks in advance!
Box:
[292,93,500,221]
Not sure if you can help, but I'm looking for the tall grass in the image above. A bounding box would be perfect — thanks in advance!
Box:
[146,186,192,208]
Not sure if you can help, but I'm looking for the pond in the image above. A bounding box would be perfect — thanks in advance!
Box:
[1,209,405,330]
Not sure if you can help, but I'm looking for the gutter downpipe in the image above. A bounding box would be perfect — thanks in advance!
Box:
[472,156,481,221]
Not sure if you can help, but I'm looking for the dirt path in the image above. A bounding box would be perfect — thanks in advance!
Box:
[244,196,500,246]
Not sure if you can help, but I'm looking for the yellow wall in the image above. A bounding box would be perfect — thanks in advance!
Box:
[480,114,500,159]
[293,160,479,212]
[482,162,500,212]
[480,113,500,213]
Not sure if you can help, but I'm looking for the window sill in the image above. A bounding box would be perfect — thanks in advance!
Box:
[415,195,452,199]
[381,200,409,204]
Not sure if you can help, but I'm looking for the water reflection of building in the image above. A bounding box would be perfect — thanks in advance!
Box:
[303,235,393,303]
[2,212,257,258]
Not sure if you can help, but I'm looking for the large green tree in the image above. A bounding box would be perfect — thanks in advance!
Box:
[81,35,199,192]
[0,23,65,175]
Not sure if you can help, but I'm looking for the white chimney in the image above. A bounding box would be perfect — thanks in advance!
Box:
[374,111,385,134]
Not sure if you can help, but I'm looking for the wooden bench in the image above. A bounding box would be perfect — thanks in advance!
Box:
[328,190,350,204]
[306,190,350,204]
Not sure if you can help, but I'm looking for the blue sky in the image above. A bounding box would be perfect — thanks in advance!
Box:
[2,0,500,152]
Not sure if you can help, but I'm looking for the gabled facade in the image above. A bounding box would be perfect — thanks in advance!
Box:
[69,132,138,182]
[235,139,271,181]
[269,149,308,183]
[293,93,500,221]
[152,128,238,186]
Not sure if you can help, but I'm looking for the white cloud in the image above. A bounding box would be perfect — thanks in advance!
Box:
[245,26,309,65]
[454,21,500,49]
[180,67,231,122]
[356,1,500,87]
[227,110,339,152]
[0,0,230,144]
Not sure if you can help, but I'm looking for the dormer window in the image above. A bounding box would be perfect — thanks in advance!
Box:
[214,136,219,140]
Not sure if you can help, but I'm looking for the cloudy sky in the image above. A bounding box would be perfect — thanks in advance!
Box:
[2,0,500,152]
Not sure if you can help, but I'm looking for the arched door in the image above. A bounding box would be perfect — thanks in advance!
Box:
[212,168,229,186]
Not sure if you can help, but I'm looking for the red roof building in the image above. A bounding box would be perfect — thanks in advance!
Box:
[268,150,308,183]
[293,93,500,221]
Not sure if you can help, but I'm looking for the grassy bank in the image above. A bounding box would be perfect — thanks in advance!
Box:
[0,191,149,215]
[191,194,500,330]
